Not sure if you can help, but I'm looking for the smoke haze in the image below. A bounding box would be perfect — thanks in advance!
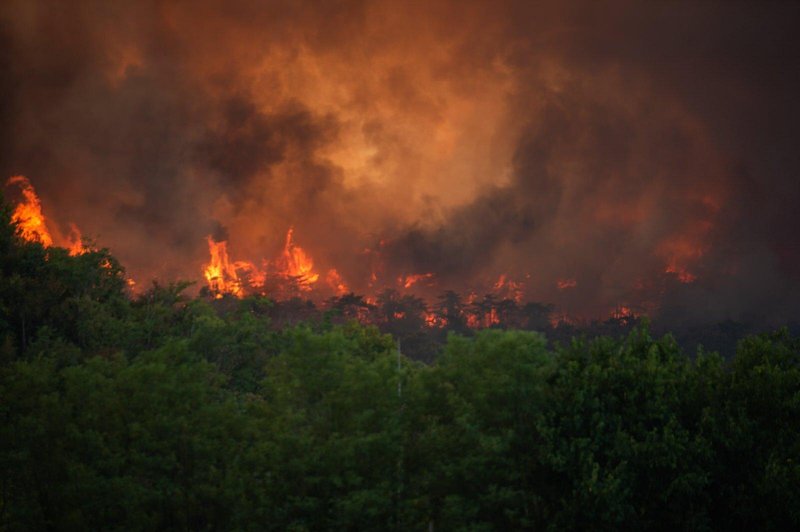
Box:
[2,0,799,326]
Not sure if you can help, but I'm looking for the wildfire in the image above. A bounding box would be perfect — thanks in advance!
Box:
[423,310,442,327]
[466,307,500,329]
[203,238,244,298]
[487,307,500,327]
[6,175,89,255]
[202,227,326,298]
[658,230,708,284]
[279,227,319,290]
[549,312,570,327]
[557,278,577,290]
[665,261,697,283]
[611,305,636,320]
[399,272,435,289]
[7,176,54,246]
[66,223,88,256]
[493,274,524,302]
[326,268,349,295]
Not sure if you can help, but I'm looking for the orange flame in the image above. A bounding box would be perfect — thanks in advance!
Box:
[399,272,434,289]
[465,307,500,329]
[658,231,707,284]
[66,223,89,256]
[326,268,349,295]
[665,263,697,283]
[279,227,319,290]
[557,278,577,290]
[487,307,499,327]
[493,274,508,290]
[423,310,441,327]
[493,274,524,302]
[7,176,54,246]
[202,227,321,298]
[203,238,244,298]
[611,305,636,320]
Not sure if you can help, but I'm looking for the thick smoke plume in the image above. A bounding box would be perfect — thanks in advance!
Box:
[1,0,799,327]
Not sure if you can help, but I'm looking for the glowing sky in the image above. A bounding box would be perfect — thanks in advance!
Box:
[2,0,799,324]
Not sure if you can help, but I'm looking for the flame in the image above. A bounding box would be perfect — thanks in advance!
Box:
[487,307,499,327]
[465,306,500,329]
[203,238,245,298]
[493,274,524,302]
[557,278,577,290]
[66,223,89,256]
[658,228,708,284]
[7,176,54,246]
[279,227,319,290]
[665,262,697,283]
[243,261,267,288]
[326,268,349,295]
[611,305,636,320]
[202,227,319,298]
[423,310,441,327]
[399,272,434,289]
[6,176,91,256]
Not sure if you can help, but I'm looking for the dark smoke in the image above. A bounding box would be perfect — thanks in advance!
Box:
[1,0,798,329]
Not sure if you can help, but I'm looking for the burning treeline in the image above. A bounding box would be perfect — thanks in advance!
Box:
[204,228,325,299]
[200,225,644,331]
[3,1,799,330]
[5,176,87,257]
[1,174,573,334]
[5,175,705,328]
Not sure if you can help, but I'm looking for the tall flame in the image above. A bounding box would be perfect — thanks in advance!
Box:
[66,223,88,256]
[279,227,319,290]
[203,238,244,298]
[7,176,54,246]
[202,227,322,297]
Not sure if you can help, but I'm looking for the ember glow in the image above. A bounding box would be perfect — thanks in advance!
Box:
[557,278,577,290]
[2,1,799,328]
[611,305,637,322]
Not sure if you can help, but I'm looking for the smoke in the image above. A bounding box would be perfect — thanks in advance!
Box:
[1,0,798,326]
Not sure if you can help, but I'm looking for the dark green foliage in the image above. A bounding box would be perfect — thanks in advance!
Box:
[1,201,798,530]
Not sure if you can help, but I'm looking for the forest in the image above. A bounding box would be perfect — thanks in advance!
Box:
[1,198,798,531]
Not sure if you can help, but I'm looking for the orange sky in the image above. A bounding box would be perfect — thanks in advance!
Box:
[2,0,799,324]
